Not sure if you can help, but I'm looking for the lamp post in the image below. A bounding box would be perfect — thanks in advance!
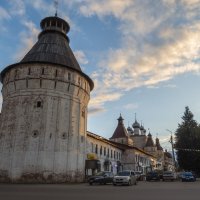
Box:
[166,129,176,171]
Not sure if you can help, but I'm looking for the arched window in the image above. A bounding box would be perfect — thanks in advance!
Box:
[35,96,43,108]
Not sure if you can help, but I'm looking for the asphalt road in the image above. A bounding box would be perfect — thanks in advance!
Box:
[0,180,200,200]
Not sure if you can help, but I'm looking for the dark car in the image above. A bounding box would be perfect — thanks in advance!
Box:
[181,172,196,182]
[134,171,142,181]
[146,171,160,181]
[88,171,114,185]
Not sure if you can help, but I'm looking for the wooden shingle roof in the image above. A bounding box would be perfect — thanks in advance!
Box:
[110,114,129,139]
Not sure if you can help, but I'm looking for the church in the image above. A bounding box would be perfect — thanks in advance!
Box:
[0,14,173,183]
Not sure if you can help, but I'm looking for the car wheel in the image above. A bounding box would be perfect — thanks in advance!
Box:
[134,181,137,185]
[163,179,165,182]
[89,182,93,185]
[113,183,116,186]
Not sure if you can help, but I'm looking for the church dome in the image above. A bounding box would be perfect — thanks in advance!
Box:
[132,120,140,129]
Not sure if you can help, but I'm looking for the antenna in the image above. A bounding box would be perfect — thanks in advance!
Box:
[54,0,58,17]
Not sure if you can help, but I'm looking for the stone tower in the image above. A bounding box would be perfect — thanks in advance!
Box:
[0,15,93,183]
[110,114,133,146]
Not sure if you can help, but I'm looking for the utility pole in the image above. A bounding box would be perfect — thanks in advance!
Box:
[166,129,176,171]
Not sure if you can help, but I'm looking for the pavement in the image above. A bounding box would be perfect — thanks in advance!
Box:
[0,180,200,200]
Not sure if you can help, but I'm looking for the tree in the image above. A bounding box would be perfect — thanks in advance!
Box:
[175,106,200,174]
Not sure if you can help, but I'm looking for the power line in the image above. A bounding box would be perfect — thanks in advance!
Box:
[175,148,200,152]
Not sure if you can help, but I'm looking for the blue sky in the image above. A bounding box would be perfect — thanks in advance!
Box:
[1,0,200,150]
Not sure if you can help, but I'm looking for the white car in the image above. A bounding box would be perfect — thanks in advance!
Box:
[162,171,176,181]
[113,170,137,186]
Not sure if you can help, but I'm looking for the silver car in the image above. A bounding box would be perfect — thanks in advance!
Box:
[113,170,137,186]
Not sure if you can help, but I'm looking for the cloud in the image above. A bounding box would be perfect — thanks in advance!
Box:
[164,84,177,88]
[79,0,133,18]
[13,20,40,62]
[0,6,11,33]
[74,50,88,65]
[123,103,139,110]
[72,0,200,113]
[8,0,26,16]
[0,6,11,20]
[88,107,106,115]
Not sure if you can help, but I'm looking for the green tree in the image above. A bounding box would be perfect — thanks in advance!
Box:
[175,106,200,174]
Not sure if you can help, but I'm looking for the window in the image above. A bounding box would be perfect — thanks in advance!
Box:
[35,97,43,108]
[82,108,85,118]
[37,101,42,108]
[14,69,18,79]
[78,77,81,85]
[111,150,113,158]
[57,21,61,28]
[52,20,56,26]
[104,147,106,156]
[68,72,71,81]
[81,136,84,143]
[100,146,102,155]
[32,130,39,138]
[107,149,110,158]
[95,144,98,154]
[91,143,93,152]
[114,151,116,159]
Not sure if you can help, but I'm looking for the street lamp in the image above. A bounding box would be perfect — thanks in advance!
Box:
[166,129,176,171]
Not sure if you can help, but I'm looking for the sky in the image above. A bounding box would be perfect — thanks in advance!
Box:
[1,0,200,151]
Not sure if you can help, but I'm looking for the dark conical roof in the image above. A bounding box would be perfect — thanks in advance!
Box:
[156,138,163,150]
[145,132,155,147]
[1,16,94,90]
[110,114,129,139]
[21,16,81,71]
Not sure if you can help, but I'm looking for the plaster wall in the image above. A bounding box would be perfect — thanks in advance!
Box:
[0,63,91,183]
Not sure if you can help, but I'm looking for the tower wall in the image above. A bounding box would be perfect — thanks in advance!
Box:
[130,135,147,149]
[0,63,91,183]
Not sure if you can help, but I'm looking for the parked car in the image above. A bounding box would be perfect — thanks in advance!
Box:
[134,171,143,181]
[88,171,114,185]
[162,171,176,181]
[146,171,160,181]
[181,172,196,182]
[177,172,185,180]
[113,170,137,186]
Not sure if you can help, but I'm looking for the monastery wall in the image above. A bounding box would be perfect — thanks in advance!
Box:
[0,63,90,183]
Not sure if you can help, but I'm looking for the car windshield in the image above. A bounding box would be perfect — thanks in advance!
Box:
[184,172,193,176]
[148,172,157,175]
[117,171,130,176]
[163,172,173,175]
[95,172,106,176]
